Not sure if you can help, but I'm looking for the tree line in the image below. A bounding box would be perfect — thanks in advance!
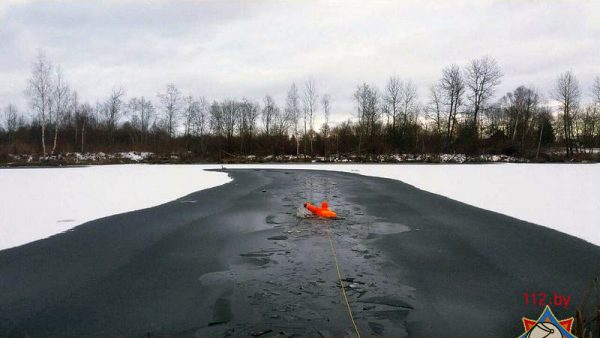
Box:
[1,52,600,162]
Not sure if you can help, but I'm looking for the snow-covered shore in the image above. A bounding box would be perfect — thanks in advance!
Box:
[0,165,231,250]
[1,163,598,250]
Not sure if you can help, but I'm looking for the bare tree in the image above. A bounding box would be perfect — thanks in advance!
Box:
[464,56,503,135]
[589,76,600,149]
[426,84,445,136]
[158,84,181,138]
[62,90,76,137]
[51,66,71,155]
[400,80,418,127]
[26,51,53,157]
[592,76,600,104]
[262,95,277,137]
[321,94,331,138]
[535,105,552,160]
[221,99,239,151]
[182,95,198,137]
[302,78,318,155]
[103,87,125,143]
[440,64,465,145]
[384,76,401,130]
[128,96,154,144]
[209,101,225,160]
[285,83,301,155]
[321,94,332,156]
[193,97,209,137]
[76,102,93,152]
[273,103,292,153]
[579,103,598,151]
[4,104,18,141]
[3,104,20,147]
[239,98,259,154]
[501,86,540,151]
[210,101,225,137]
[207,100,238,155]
[354,83,380,154]
[553,71,580,157]
[380,102,390,128]
[70,91,80,146]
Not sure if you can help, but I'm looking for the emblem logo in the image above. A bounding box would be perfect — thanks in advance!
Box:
[518,305,576,338]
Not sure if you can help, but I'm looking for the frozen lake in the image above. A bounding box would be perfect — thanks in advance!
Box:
[1,163,598,250]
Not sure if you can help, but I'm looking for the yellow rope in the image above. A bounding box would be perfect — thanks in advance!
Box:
[326,226,362,338]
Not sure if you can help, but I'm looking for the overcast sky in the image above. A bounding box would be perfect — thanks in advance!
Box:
[1,0,599,122]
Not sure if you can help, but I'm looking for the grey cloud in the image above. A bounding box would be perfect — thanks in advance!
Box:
[0,0,599,119]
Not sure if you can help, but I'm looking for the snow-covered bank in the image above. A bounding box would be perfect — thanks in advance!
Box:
[222,163,600,246]
[0,165,231,250]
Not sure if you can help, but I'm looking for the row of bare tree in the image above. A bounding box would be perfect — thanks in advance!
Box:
[2,53,600,161]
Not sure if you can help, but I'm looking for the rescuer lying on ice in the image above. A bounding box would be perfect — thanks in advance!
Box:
[304,201,337,218]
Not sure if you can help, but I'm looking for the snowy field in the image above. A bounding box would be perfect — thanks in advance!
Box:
[1,163,598,250]
[0,165,231,250]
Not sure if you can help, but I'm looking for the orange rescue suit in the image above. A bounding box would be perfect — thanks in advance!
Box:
[304,201,337,218]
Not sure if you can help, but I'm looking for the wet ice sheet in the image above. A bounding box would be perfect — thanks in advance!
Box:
[192,170,414,336]
[219,164,600,246]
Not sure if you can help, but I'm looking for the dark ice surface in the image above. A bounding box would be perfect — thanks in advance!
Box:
[0,169,598,336]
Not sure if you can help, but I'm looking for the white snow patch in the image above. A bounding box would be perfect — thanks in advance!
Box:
[118,151,153,161]
[0,165,230,250]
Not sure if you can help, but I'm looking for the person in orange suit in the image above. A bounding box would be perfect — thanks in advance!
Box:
[304,201,337,218]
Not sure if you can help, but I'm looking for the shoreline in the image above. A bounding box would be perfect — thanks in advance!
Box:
[4,150,600,167]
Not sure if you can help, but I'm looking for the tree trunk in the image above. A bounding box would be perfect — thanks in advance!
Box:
[51,124,58,155]
[303,121,307,156]
[41,124,47,158]
[536,120,544,160]
[81,121,85,153]
[446,97,455,147]
[563,109,570,157]
[357,131,362,156]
